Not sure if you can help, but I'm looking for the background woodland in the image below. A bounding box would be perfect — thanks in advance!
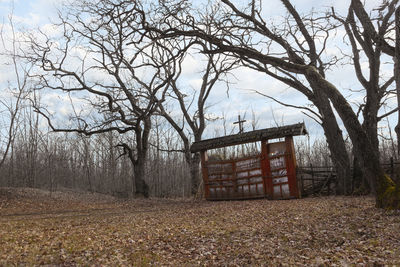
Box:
[0,0,399,206]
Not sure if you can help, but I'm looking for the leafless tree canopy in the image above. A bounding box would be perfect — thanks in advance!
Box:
[0,0,399,208]
[22,0,190,196]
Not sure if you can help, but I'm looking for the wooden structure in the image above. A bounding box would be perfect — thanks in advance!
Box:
[191,123,307,200]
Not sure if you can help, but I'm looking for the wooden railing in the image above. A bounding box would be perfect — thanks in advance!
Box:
[297,159,400,196]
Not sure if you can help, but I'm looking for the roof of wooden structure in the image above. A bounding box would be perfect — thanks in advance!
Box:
[190,122,307,153]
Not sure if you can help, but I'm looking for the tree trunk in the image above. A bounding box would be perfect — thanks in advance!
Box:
[352,154,371,194]
[306,67,400,208]
[313,94,351,195]
[131,119,151,198]
[361,98,379,194]
[379,6,400,209]
[188,152,201,195]
[133,157,149,198]
[395,7,400,156]
[321,117,351,195]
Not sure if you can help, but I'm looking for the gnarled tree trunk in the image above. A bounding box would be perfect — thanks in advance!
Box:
[307,67,399,208]
[186,151,201,195]
[132,157,149,198]
[123,118,151,198]
[315,96,351,195]
[133,118,151,198]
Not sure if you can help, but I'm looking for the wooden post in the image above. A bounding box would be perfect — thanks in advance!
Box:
[233,115,247,134]
[285,136,299,198]
[200,151,210,199]
[232,160,238,198]
[261,140,268,197]
[262,140,273,198]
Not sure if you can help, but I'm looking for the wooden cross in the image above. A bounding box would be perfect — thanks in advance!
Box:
[233,115,246,134]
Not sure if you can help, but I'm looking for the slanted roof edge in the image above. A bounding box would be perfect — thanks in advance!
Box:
[190,122,307,153]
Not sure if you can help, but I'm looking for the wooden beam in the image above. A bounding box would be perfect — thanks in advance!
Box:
[190,122,307,153]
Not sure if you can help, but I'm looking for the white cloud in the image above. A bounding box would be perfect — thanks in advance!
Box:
[181,53,204,76]
[188,78,203,90]
[0,0,396,144]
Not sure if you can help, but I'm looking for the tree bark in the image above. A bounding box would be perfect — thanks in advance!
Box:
[313,94,351,195]
[395,7,400,156]
[133,157,149,198]
[187,152,201,195]
[305,67,400,208]
[361,51,381,158]
[132,118,151,198]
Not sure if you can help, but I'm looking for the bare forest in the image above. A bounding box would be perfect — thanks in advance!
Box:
[1,0,400,265]
[0,0,398,204]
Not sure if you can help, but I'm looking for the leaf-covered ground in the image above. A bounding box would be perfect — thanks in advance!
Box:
[0,188,399,266]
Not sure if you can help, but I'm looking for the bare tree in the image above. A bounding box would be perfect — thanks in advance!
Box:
[396,6,400,155]
[146,0,399,207]
[24,0,182,197]
[329,1,397,192]
[0,89,23,170]
[147,0,351,195]
[347,0,399,153]
[0,12,28,173]
[158,42,236,195]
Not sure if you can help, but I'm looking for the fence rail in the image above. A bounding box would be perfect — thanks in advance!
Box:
[297,166,336,196]
[297,158,400,196]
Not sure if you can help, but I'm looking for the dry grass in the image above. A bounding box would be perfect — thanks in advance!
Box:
[0,188,399,266]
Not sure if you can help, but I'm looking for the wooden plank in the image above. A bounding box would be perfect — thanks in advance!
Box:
[208,177,233,184]
[190,122,307,152]
[236,174,263,180]
[232,161,238,194]
[263,140,274,198]
[206,194,266,201]
[260,140,268,198]
[207,159,235,164]
[234,155,262,162]
[200,151,210,199]
[207,170,234,176]
[285,136,299,198]
[235,166,263,173]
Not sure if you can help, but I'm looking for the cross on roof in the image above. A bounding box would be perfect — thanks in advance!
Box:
[233,115,246,134]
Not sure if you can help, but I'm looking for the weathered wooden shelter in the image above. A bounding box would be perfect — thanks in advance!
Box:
[191,123,307,200]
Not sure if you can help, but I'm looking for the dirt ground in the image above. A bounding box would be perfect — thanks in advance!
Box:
[0,187,399,266]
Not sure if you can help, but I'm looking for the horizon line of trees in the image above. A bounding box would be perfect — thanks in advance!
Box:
[0,99,398,198]
[0,0,399,208]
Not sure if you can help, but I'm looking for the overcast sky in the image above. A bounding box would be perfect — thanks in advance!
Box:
[0,0,396,143]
